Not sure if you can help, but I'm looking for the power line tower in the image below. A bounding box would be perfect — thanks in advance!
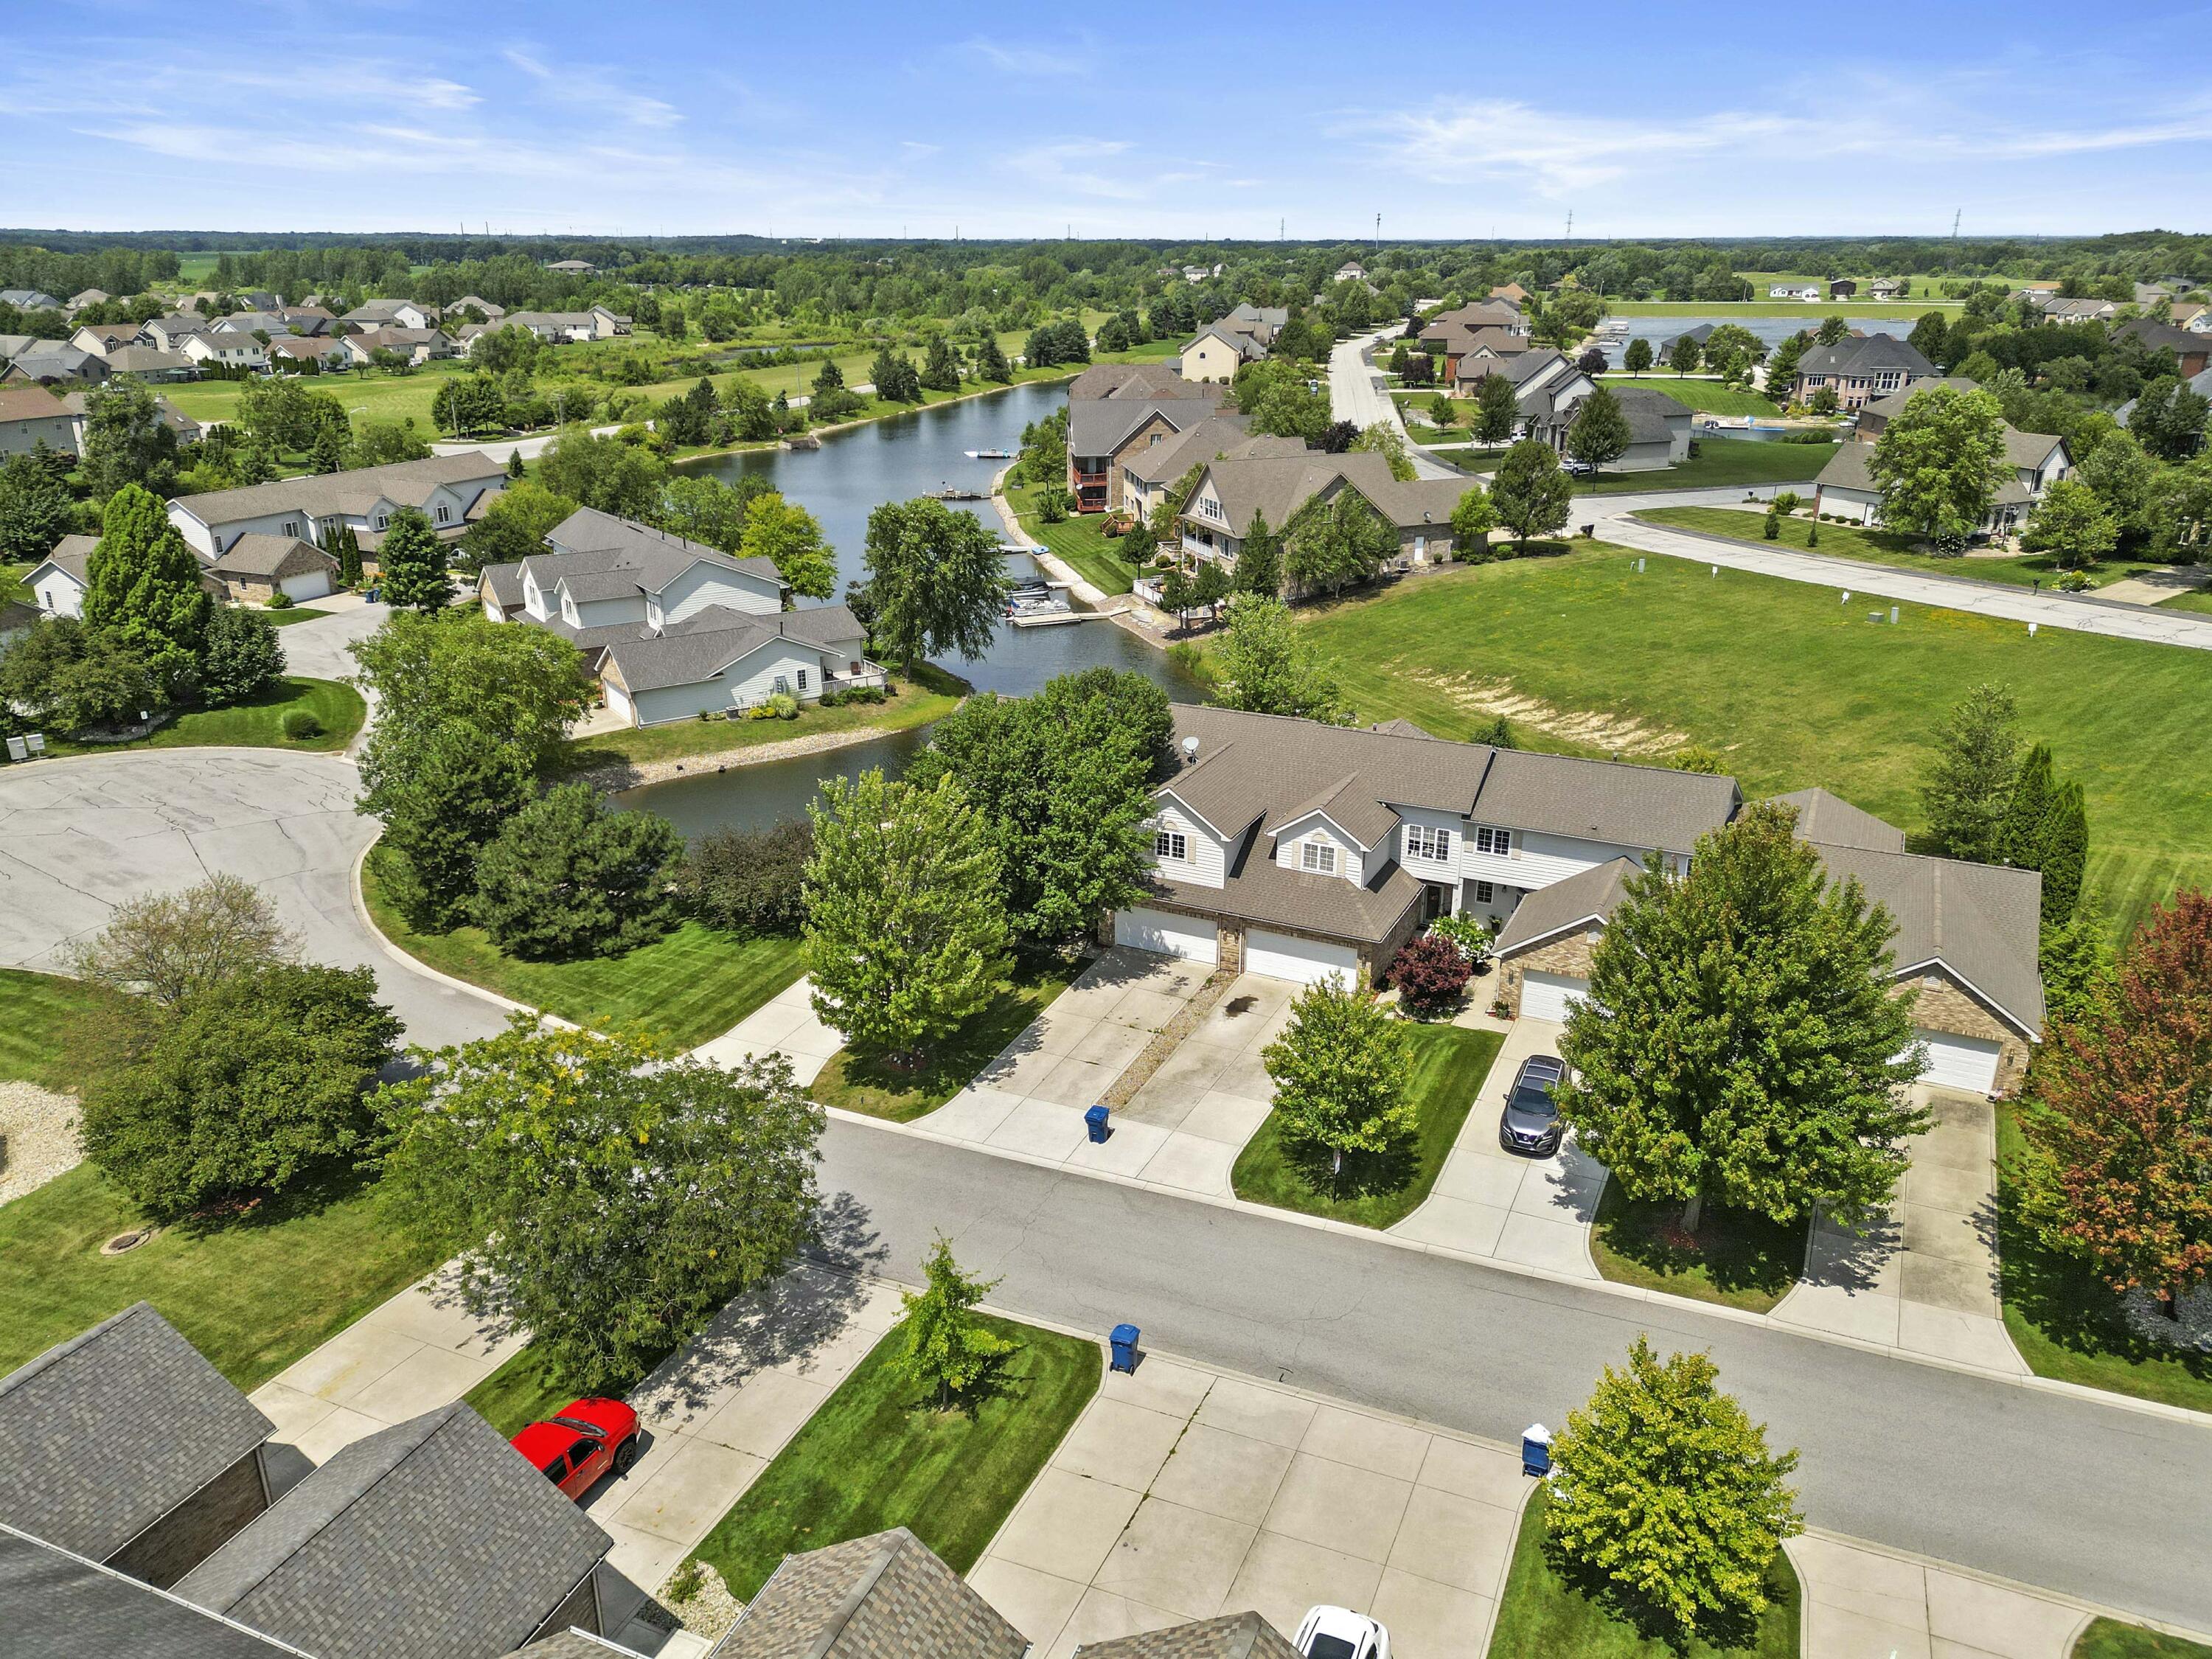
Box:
[1373,212,1380,251]
[1952,208,1962,242]
[1565,209,1573,244]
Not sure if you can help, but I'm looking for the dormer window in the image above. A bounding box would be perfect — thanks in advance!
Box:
[1473,824,1514,855]
[1155,830,1187,861]
[1300,840,1338,875]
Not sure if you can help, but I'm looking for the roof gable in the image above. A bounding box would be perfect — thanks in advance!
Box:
[718,1527,1026,1659]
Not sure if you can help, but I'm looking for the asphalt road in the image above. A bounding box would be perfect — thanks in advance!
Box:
[816,1116,2212,1633]
[1327,327,1461,481]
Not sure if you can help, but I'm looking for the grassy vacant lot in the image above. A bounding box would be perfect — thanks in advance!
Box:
[1232,1024,1503,1228]
[1638,506,2171,593]
[1596,376,1781,417]
[1577,441,1837,495]
[688,1312,1099,1599]
[1006,481,1144,596]
[2073,1619,2212,1658]
[0,1164,438,1390]
[1588,1186,1807,1314]
[1489,1488,1801,1658]
[562,667,962,772]
[1993,1107,2212,1413]
[811,956,1085,1122]
[37,678,366,759]
[0,968,120,1092]
[360,852,805,1048]
[1270,546,2206,939]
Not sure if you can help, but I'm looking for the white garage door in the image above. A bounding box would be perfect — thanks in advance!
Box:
[1907,1029,2003,1095]
[1520,970,1587,1023]
[1114,907,1218,964]
[1245,929,1360,987]
[604,682,636,727]
[279,570,332,602]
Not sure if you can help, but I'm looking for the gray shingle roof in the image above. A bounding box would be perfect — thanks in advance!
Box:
[1118,414,1256,487]
[208,535,337,580]
[1607,386,1693,445]
[174,1403,610,1659]
[1815,442,1877,493]
[0,1302,273,1562]
[1189,451,1402,538]
[1073,1610,1303,1658]
[1065,363,1221,403]
[1858,377,1980,422]
[172,454,507,530]
[599,603,867,692]
[1812,843,2044,1032]
[102,344,193,375]
[539,505,783,593]
[1070,395,1219,462]
[1768,788,1905,852]
[1147,846,1427,947]
[1796,333,1937,380]
[1475,747,1742,855]
[0,1526,312,1659]
[1495,858,1641,954]
[717,1527,1027,1659]
[35,532,100,585]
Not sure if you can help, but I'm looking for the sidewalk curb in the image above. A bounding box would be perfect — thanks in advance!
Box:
[346,838,570,1028]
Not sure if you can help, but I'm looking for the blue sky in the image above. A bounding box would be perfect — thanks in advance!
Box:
[6,1,2209,240]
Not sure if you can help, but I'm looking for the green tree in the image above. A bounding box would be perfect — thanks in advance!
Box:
[1284,489,1396,597]
[64,871,299,1009]
[375,504,452,612]
[1214,594,1350,723]
[2129,375,2211,463]
[741,491,837,599]
[473,782,685,960]
[977,333,1012,383]
[858,495,1006,669]
[1232,509,1283,595]
[80,377,180,499]
[1998,742,2054,869]
[2074,430,2160,552]
[1666,333,1702,375]
[1870,385,2007,545]
[869,344,922,403]
[1554,803,1927,1230]
[538,425,669,518]
[1765,333,1807,394]
[1490,439,1574,548]
[1474,370,1520,444]
[1237,359,1330,442]
[658,473,772,555]
[803,768,1010,1063]
[1623,337,1653,375]
[2037,781,2088,925]
[375,1018,822,1393]
[81,482,208,701]
[1919,682,2020,863]
[896,1234,1018,1410]
[1566,385,1632,470]
[2039,901,2118,1029]
[456,479,577,574]
[198,606,284,706]
[83,964,400,1220]
[369,720,535,928]
[675,820,813,936]
[1261,978,1412,1180]
[1348,422,1416,481]
[919,333,961,393]
[1815,314,1849,346]
[1546,1338,1803,1641]
[0,449,77,563]
[506,448,526,480]
[2020,477,2118,571]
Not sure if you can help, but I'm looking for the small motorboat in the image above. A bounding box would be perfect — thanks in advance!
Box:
[967,447,1014,459]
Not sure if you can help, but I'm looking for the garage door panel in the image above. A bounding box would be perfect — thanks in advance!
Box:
[1905,1029,2001,1095]
[1115,908,1218,964]
[1245,929,1359,987]
[1520,970,1587,1024]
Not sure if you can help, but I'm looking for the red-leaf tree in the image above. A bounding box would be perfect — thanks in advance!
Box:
[1386,930,1474,1019]
[2023,891,2212,1319]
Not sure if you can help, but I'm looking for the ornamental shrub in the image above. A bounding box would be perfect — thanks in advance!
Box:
[1386,930,1475,1018]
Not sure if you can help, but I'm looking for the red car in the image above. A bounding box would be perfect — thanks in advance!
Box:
[511,1398,641,1500]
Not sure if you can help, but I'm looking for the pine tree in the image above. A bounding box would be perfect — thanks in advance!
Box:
[919,333,961,393]
[505,448,526,480]
[81,483,209,703]
[377,506,453,612]
[1999,742,2054,867]
[336,524,364,588]
[2037,781,2088,925]
[1475,371,1519,444]
[978,334,1012,383]
[1232,509,1283,595]
[1919,683,2020,863]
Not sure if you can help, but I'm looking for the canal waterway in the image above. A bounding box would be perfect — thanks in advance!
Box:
[621,380,1205,838]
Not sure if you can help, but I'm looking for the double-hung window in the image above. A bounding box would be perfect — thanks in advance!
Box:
[1472,880,1496,904]
[1405,824,1452,863]
[1300,839,1338,875]
[1473,824,1513,856]
[1154,830,1187,862]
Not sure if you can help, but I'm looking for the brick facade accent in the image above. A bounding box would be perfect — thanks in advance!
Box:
[1497,929,1599,1016]
[1898,970,2032,1095]
[108,1449,270,1589]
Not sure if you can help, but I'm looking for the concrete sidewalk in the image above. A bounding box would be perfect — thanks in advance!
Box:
[689,975,842,1085]
[1788,1531,2091,1659]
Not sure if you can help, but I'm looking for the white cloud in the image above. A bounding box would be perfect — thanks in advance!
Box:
[502,47,681,128]
[962,38,1084,76]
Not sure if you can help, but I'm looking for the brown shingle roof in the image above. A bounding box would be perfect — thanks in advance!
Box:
[1768,788,1905,852]
[1073,1610,1303,1658]
[717,1528,1026,1659]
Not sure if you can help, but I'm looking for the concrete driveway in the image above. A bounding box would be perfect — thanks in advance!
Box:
[275,597,389,684]
[1390,1015,1603,1278]
[0,748,504,1051]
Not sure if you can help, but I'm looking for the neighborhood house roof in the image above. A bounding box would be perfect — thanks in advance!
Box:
[171,453,507,530]
[538,505,784,594]
[101,344,192,375]
[1768,787,1906,852]
[0,1302,273,1563]
[1116,414,1257,485]
[0,386,87,425]
[34,533,99,586]
[1796,333,1937,380]
[1065,363,1220,403]
[600,604,866,693]
[1187,451,1402,539]
[1495,858,1644,955]
[1073,1611,1302,1658]
[1605,386,1693,444]
[0,1527,312,1659]
[1858,378,1980,422]
[1069,394,1219,460]
[718,1526,1027,1659]
[209,535,338,580]
[174,1403,611,1659]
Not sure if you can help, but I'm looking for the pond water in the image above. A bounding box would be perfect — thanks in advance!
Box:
[621,380,1206,838]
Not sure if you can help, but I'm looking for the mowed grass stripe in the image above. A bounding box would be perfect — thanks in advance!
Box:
[1286,547,2209,941]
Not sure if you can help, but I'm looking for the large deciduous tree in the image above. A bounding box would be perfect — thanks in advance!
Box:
[375,505,452,612]
[1918,682,2020,863]
[802,768,1009,1063]
[81,482,209,701]
[741,491,837,599]
[456,479,578,574]
[1213,594,1350,723]
[1449,484,1495,558]
[66,872,299,1008]
[0,449,76,563]
[2020,478,2118,571]
[80,376,180,499]
[472,782,685,960]
[198,607,285,706]
[1284,489,1396,597]
[1490,439,1574,548]
[1554,803,1927,1230]
[375,1019,823,1392]
[858,495,1005,669]
[1474,371,1520,444]
[1261,978,1413,1178]
[1869,385,2007,546]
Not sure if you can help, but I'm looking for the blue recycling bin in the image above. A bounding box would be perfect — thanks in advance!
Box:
[1109,1323,1140,1374]
[1522,1423,1552,1478]
[1085,1103,1111,1143]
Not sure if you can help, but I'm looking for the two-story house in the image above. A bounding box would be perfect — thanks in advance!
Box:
[1119,418,1288,525]
[1177,451,1472,580]
[339,298,437,331]
[0,385,88,456]
[180,332,268,372]
[1790,333,1937,408]
[167,453,509,558]
[1066,375,1227,513]
[1815,411,2070,535]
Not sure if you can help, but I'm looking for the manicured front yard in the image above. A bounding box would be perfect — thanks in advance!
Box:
[687,1312,1100,1599]
[1263,546,2208,941]
[2073,1618,2212,1658]
[1588,1185,1808,1314]
[1637,505,2171,592]
[38,677,366,758]
[562,664,963,772]
[0,1164,439,1390]
[1231,1023,1503,1228]
[463,1345,585,1440]
[0,968,120,1092]
[1576,441,1837,495]
[1596,376,1782,418]
[810,955,1086,1122]
[1993,1106,2212,1413]
[361,852,806,1048]
[1006,481,1144,596]
[2154,587,2212,615]
[1489,1488,1802,1658]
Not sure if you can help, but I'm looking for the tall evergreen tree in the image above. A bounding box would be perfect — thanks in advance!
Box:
[2038,782,2089,925]
[81,483,209,702]
[0,449,76,564]
[1566,384,1632,470]
[977,333,1012,383]
[1474,371,1520,444]
[1919,683,2020,863]
[1999,742,2055,868]
[1233,509,1283,595]
[376,505,453,612]
[919,333,961,393]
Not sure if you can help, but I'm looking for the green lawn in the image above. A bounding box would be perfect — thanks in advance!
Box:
[2155,587,2212,614]
[463,1345,582,1439]
[1258,546,2207,942]
[1576,442,1838,495]
[0,968,122,1092]
[2073,1618,2212,1658]
[1588,1185,1808,1314]
[1489,1488,1801,1658]
[561,665,963,773]
[1993,1106,2212,1413]
[1596,376,1782,417]
[1605,299,1948,318]
[811,956,1085,1122]
[262,602,343,626]
[0,1164,439,1390]
[360,852,806,1048]
[1637,506,2171,593]
[1006,482,1144,597]
[1232,1024,1503,1228]
[3,561,30,607]
[687,1312,1100,1599]
[36,678,366,759]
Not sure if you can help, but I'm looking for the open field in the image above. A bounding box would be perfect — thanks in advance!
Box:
[1637,506,2174,592]
[1595,375,1782,417]
[1219,546,2206,940]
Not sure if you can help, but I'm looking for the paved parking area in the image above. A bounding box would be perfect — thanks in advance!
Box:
[1390,1015,1603,1279]
[970,1353,1524,1659]
[1774,1089,2025,1372]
